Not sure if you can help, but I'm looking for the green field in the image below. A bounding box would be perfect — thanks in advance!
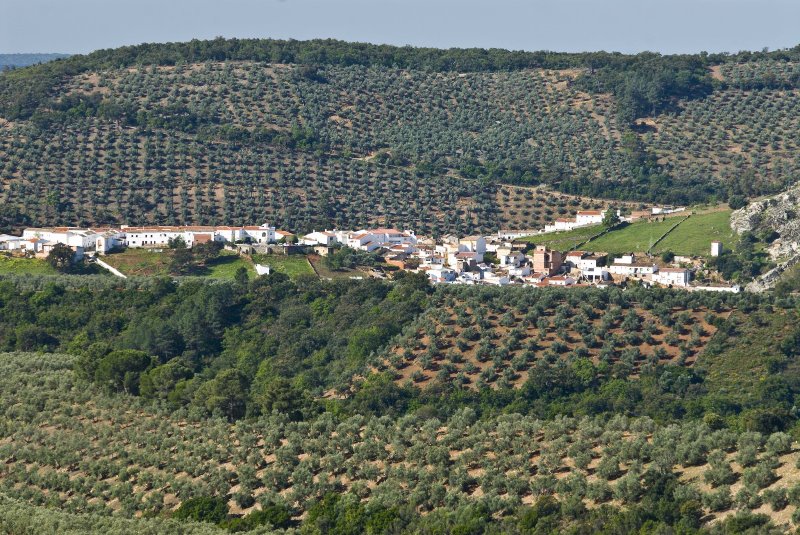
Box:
[104,249,258,279]
[652,210,737,256]
[0,255,56,275]
[252,254,315,279]
[518,225,604,251]
[204,252,256,279]
[583,218,682,255]
[102,249,171,277]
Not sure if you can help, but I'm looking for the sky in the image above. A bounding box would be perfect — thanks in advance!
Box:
[2,0,799,56]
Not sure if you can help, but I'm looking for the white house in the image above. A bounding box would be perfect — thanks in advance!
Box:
[607,254,657,278]
[575,210,605,226]
[544,218,579,232]
[427,267,457,283]
[497,247,525,267]
[302,231,339,246]
[370,228,417,246]
[507,265,532,277]
[0,234,23,251]
[547,275,576,286]
[652,267,691,287]
[459,235,486,254]
[346,232,382,252]
[241,224,282,244]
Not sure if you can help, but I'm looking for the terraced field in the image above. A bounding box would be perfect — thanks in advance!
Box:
[376,287,729,391]
[3,352,800,531]
[3,54,800,235]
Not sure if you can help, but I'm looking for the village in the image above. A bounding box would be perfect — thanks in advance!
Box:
[0,206,741,292]
[300,208,739,292]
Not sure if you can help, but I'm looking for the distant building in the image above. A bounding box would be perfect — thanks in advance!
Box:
[711,241,723,257]
[575,210,605,226]
[652,267,691,287]
[532,245,563,276]
[608,253,657,279]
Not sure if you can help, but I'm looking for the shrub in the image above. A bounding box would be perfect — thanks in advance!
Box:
[172,496,228,524]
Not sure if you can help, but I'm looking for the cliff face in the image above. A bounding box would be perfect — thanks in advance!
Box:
[731,184,800,260]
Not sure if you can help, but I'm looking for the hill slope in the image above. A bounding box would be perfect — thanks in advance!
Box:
[1,39,800,234]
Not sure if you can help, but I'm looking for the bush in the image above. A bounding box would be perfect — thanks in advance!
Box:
[172,496,228,524]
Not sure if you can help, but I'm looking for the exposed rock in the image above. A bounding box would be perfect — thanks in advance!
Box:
[746,254,800,293]
[730,183,800,260]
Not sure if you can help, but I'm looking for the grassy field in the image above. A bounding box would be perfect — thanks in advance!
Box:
[104,249,257,279]
[582,218,683,255]
[252,254,315,279]
[0,255,57,275]
[652,210,737,256]
[518,224,605,251]
[102,249,171,277]
[204,252,255,279]
[307,254,365,280]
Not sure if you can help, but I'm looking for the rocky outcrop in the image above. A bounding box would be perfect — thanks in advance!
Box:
[746,254,800,293]
[730,184,800,260]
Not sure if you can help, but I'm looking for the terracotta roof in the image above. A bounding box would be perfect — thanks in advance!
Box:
[193,233,213,244]
[658,267,689,273]
[577,210,603,216]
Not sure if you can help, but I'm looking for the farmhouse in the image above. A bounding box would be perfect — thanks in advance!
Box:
[575,210,605,226]
[652,267,691,287]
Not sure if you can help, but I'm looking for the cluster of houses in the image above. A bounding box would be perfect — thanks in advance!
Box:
[300,225,734,291]
[0,224,294,258]
[2,214,737,292]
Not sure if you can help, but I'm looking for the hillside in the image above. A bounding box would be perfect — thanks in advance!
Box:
[1,270,800,531]
[1,39,800,234]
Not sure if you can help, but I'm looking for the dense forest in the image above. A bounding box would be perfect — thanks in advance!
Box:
[1,273,800,531]
[1,39,800,234]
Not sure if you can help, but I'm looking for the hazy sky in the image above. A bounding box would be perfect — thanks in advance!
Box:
[2,0,799,55]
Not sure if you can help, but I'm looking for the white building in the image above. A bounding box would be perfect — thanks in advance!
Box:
[711,241,723,257]
[496,229,539,240]
[547,275,576,286]
[427,267,457,283]
[22,227,125,254]
[18,223,288,253]
[607,254,657,278]
[652,267,691,287]
[302,231,339,246]
[0,234,23,251]
[497,247,525,267]
[575,210,605,226]
[544,218,579,233]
